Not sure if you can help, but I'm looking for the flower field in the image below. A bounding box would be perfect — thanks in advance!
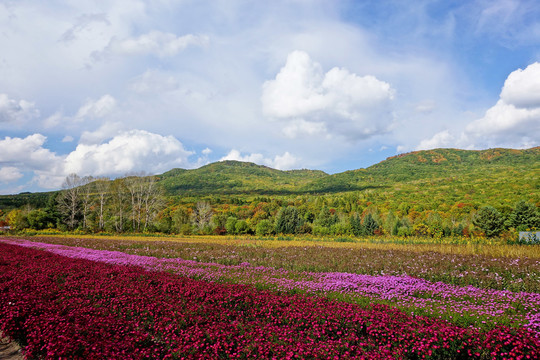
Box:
[1,237,540,359]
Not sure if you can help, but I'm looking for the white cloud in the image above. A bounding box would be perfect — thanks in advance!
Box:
[500,62,540,109]
[416,62,540,150]
[0,134,64,188]
[202,148,212,156]
[466,100,540,136]
[272,152,299,170]
[43,95,117,130]
[96,31,209,59]
[62,135,74,143]
[220,149,299,170]
[0,167,23,183]
[0,134,61,170]
[79,122,125,145]
[0,130,197,190]
[262,51,395,141]
[0,93,39,123]
[64,129,194,176]
[282,119,328,139]
[464,62,540,147]
[416,130,456,150]
[43,111,63,128]
[75,94,116,120]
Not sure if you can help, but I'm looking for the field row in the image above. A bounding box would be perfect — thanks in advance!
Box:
[20,235,540,292]
[4,238,540,334]
[1,241,539,359]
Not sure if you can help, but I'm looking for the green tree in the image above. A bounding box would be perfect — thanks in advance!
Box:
[256,219,274,236]
[314,206,338,228]
[349,214,363,236]
[363,214,379,235]
[505,200,540,231]
[225,216,238,235]
[172,207,190,233]
[235,220,250,234]
[26,209,53,230]
[274,206,303,234]
[473,206,505,237]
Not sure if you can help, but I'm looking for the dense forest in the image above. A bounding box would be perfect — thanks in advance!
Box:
[1,147,538,240]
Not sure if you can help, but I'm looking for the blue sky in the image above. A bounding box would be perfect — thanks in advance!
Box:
[1,0,539,194]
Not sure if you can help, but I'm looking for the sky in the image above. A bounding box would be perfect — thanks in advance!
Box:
[1,0,539,194]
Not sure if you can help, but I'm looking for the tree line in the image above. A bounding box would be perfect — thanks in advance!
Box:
[1,174,538,240]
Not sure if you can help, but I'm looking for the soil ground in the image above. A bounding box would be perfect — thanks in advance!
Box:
[0,334,23,360]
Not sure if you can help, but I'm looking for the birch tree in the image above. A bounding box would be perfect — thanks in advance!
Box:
[94,177,110,231]
[80,176,94,230]
[110,178,129,232]
[57,174,83,230]
[192,201,213,230]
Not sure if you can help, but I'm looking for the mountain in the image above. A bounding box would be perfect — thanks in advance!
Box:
[158,160,327,196]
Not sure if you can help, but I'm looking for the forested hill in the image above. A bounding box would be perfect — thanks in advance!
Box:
[158,160,328,196]
[0,147,538,210]
[303,147,540,193]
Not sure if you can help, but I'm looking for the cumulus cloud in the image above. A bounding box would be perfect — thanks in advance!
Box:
[96,31,209,59]
[0,134,61,170]
[464,62,540,147]
[0,130,197,190]
[416,62,540,150]
[0,167,23,183]
[282,119,328,139]
[43,95,117,130]
[220,149,299,170]
[499,62,540,109]
[0,134,64,188]
[79,122,125,145]
[262,51,395,140]
[416,130,458,150]
[0,94,39,123]
[64,129,194,176]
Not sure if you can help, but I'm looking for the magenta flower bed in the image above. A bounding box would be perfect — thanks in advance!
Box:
[1,243,539,359]
[4,238,539,333]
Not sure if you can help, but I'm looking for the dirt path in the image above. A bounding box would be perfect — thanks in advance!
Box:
[0,334,23,360]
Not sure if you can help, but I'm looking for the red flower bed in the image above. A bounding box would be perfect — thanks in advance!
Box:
[0,243,538,359]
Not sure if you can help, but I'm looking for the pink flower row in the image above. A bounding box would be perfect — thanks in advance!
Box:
[1,242,539,359]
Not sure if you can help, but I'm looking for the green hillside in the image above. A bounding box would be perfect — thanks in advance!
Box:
[2,147,538,237]
[159,160,327,196]
[306,148,538,188]
[304,147,539,209]
[1,147,538,212]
